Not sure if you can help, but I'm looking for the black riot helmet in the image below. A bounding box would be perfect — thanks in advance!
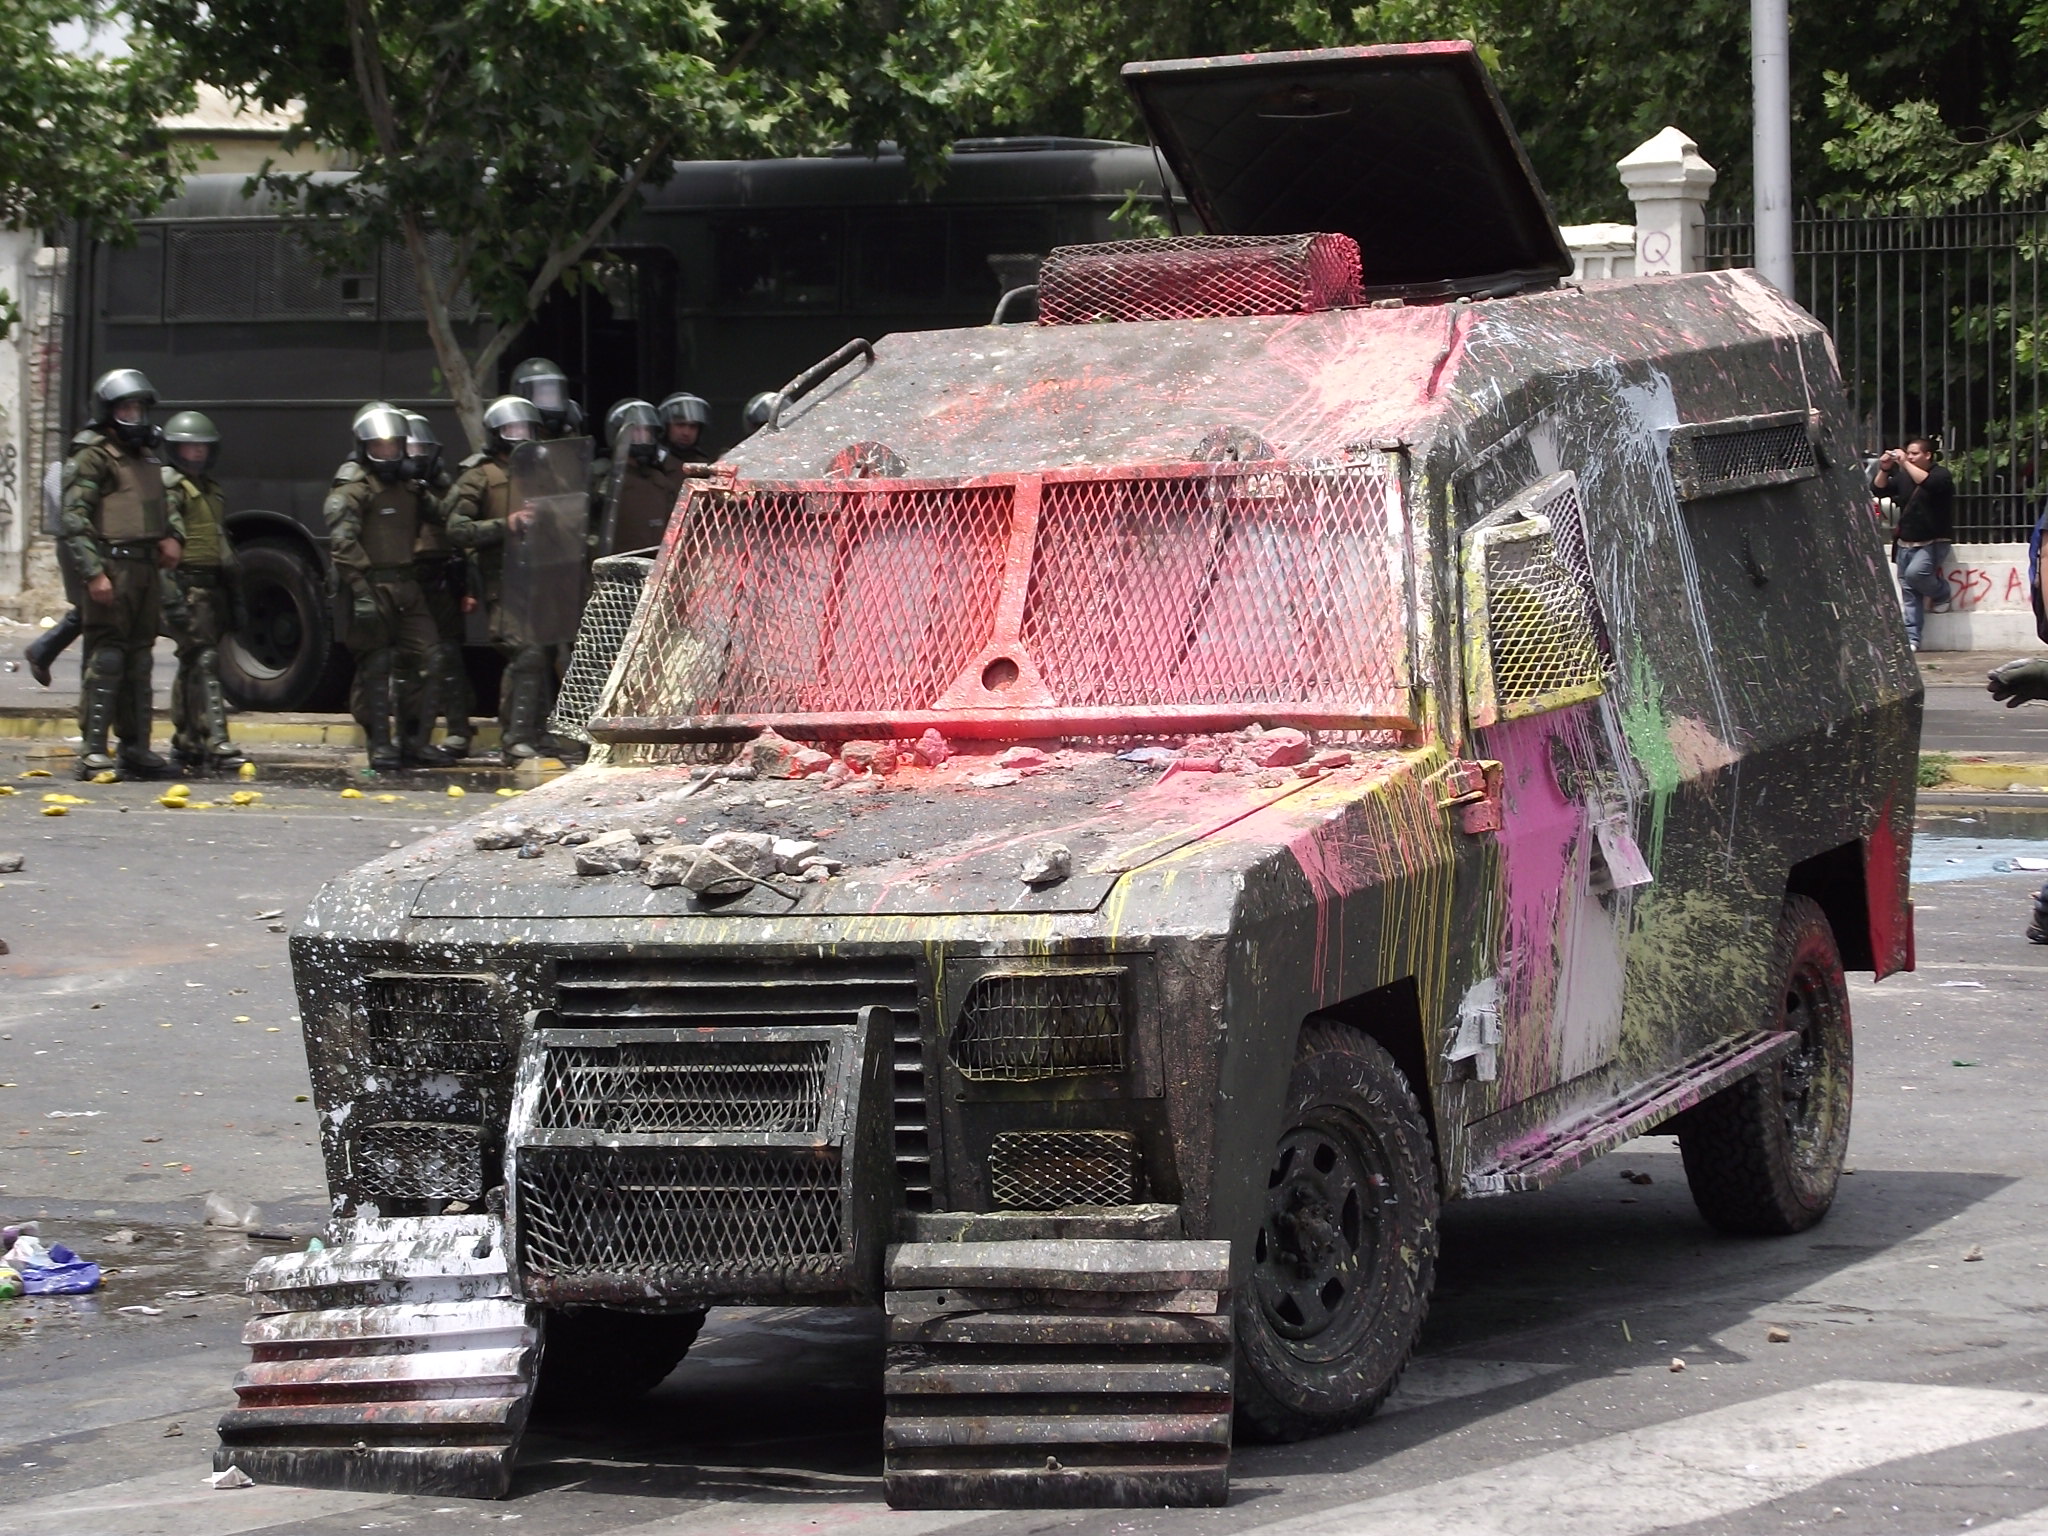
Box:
[658,392,712,451]
[510,357,580,436]
[482,395,544,457]
[353,402,413,483]
[404,413,441,480]
[611,400,663,467]
[603,397,653,446]
[161,410,221,477]
[92,368,160,450]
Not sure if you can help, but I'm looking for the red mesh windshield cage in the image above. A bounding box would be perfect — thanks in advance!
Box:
[598,460,1412,740]
[1036,234,1363,325]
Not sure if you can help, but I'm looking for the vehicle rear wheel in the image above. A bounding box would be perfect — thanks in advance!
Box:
[1234,1020,1439,1442]
[221,539,351,712]
[1678,895,1853,1235]
[534,1306,708,1415]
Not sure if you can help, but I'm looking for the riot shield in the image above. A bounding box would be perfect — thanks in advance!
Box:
[502,436,593,647]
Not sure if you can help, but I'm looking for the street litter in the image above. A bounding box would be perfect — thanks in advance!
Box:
[46,1110,102,1118]
[118,1305,164,1316]
[204,1192,260,1230]
[1934,980,1986,988]
[209,1466,255,1489]
[2,1235,101,1294]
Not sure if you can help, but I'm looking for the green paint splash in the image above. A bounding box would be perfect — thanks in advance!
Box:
[1618,649,1681,867]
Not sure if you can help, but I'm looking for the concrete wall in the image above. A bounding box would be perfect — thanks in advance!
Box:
[1922,543,2039,652]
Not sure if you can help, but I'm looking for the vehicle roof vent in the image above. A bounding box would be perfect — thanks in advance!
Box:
[1035,232,1362,325]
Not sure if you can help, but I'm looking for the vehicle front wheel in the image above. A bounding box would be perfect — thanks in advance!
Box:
[534,1306,708,1416]
[1235,1020,1439,1442]
[1678,894,1853,1235]
[220,539,351,712]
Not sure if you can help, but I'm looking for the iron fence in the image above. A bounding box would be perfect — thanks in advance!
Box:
[1706,202,2048,542]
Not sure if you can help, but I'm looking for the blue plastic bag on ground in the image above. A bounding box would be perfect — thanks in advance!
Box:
[3,1237,101,1295]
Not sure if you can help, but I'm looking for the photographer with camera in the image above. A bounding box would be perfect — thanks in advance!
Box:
[1873,437,1954,650]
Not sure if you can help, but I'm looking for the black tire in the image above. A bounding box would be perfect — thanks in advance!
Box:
[534,1306,708,1415]
[1678,895,1853,1235]
[220,539,351,712]
[1235,1020,1440,1442]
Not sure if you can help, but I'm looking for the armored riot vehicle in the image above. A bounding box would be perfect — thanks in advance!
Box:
[218,41,1919,1509]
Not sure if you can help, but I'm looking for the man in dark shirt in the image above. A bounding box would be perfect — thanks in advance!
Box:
[1873,436,1954,650]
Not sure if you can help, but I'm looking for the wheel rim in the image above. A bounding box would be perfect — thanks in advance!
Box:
[1252,1112,1391,1362]
[227,578,305,679]
[1778,952,1848,1179]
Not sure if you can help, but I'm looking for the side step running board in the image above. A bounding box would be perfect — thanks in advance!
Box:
[884,1237,1233,1509]
[215,1215,539,1498]
[1463,1029,1797,1196]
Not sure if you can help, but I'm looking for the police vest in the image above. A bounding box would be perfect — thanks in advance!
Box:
[95,444,169,542]
[359,480,424,567]
[171,470,226,567]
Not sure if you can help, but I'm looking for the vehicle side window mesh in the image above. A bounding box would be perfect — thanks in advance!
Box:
[1462,472,1608,727]
[1668,410,1820,500]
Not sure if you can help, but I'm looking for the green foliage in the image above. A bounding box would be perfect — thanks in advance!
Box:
[0,0,194,337]
[1918,751,1955,788]
[140,0,1002,440]
[0,0,194,239]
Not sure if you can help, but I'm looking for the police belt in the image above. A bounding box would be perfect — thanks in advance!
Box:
[179,565,226,586]
[101,539,161,562]
[364,562,418,582]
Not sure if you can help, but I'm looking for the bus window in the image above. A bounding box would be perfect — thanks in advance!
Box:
[713,213,842,310]
[950,209,1056,305]
[853,214,949,309]
[168,227,260,321]
[102,230,163,322]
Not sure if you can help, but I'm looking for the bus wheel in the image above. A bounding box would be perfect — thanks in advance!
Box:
[1679,895,1853,1235]
[221,540,350,712]
[1235,1020,1439,1442]
[534,1306,707,1415]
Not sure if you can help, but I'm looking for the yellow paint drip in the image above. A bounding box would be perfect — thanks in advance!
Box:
[229,790,260,805]
[339,787,363,799]
[40,805,65,817]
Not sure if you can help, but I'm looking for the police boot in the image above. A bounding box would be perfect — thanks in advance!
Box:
[26,609,82,689]
[357,660,404,773]
[74,646,121,780]
[197,649,244,770]
[430,643,471,757]
[500,670,544,764]
[2029,883,2048,945]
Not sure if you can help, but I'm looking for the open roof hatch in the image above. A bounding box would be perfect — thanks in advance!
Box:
[1122,41,1573,300]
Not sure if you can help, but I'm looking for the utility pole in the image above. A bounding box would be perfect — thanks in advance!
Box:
[1751,0,1795,295]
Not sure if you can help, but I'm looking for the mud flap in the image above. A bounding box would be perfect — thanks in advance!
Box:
[883,1237,1233,1509]
[214,1215,539,1498]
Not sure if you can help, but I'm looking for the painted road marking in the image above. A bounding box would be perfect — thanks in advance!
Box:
[1252,1380,2048,1536]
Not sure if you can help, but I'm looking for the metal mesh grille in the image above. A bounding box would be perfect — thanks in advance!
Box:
[166,229,258,320]
[381,234,478,320]
[952,971,1123,1081]
[1483,531,1605,713]
[362,974,506,1072]
[1691,422,1816,486]
[1019,467,1406,709]
[987,1130,1138,1209]
[516,1148,842,1281]
[549,555,653,745]
[606,482,1013,719]
[352,1121,483,1201]
[1525,479,1611,671]
[533,1038,832,1134]
[1037,234,1362,325]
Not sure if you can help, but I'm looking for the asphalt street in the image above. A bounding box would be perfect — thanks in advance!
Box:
[2,706,2048,1533]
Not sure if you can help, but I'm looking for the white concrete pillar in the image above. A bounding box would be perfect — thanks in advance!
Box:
[0,228,34,594]
[1617,128,1719,277]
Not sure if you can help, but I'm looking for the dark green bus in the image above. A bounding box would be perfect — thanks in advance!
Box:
[68,139,1172,710]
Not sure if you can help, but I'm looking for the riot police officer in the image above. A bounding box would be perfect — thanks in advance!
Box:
[405,412,477,759]
[657,392,714,464]
[159,411,246,772]
[59,368,184,780]
[510,357,584,440]
[447,395,555,763]
[599,400,687,556]
[326,404,454,771]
